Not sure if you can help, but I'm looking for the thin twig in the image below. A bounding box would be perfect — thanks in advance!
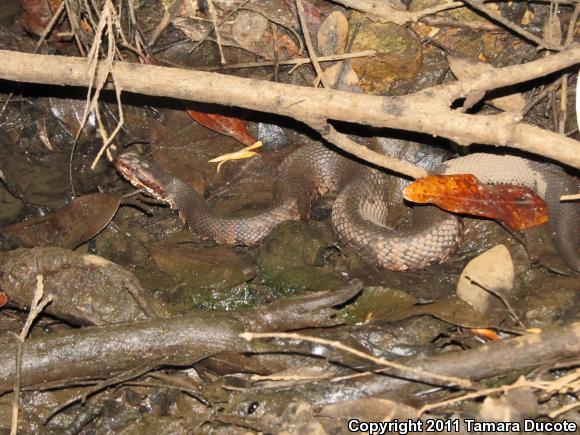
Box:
[420,368,580,416]
[295,0,330,88]
[560,193,580,201]
[63,0,87,56]
[0,1,66,122]
[148,0,183,45]
[10,275,53,435]
[198,50,375,71]
[465,275,525,329]
[420,16,503,32]
[549,401,580,418]
[35,1,66,51]
[206,0,225,64]
[460,0,564,51]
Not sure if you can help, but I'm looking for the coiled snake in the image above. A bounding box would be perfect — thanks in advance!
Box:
[116,143,580,272]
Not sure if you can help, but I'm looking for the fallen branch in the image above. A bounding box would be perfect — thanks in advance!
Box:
[228,322,580,411]
[0,49,579,169]
[0,281,362,391]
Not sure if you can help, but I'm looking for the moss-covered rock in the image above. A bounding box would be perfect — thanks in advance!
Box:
[256,221,346,295]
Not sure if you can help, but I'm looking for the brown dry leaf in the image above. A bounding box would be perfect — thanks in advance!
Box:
[232,10,299,60]
[186,109,256,146]
[322,62,361,92]
[478,388,538,423]
[20,0,63,37]
[232,10,269,53]
[381,296,504,328]
[479,396,523,422]
[344,286,417,323]
[447,53,527,113]
[456,245,514,314]
[521,9,535,25]
[317,11,348,56]
[543,12,562,46]
[403,174,548,230]
[1,193,120,249]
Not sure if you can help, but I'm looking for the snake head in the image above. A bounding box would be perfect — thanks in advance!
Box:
[116,152,174,203]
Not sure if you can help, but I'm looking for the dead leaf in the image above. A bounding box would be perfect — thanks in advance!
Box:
[457,245,514,314]
[344,286,417,323]
[521,9,535,25]
[20,0,63,37]
[382,296,505,328]
[317,11,348,56]
[447,53,527,113]
[186,109,256,146]
[0,292,7,308]
[1,193,120,249]
[470,328,502,341]
[403,174,548,230]
[232,10,299,60]
[232,10,268,53]
[479,396,522,422]
[322,62,362,92]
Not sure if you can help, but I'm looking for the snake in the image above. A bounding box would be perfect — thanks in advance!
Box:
[115,143,580,272]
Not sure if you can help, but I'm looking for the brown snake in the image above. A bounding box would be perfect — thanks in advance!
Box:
[116,143,580,272]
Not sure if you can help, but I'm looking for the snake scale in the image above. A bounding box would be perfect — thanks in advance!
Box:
[116,143,580,272]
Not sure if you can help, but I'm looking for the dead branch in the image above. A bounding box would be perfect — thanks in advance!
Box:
[0,281,362,391]
[227,322,580,412]
[0,49,579,169]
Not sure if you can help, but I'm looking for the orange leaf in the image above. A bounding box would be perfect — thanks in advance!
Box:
[186,110,256,147]
[403,174,548,230]
[0,291,7,308]
[470,328,502,341]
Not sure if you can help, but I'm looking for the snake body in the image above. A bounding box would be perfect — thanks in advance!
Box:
[116,143,580,272]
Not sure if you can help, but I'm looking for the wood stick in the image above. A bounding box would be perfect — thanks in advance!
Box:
[0,282,362,391]
[0,49,579,168]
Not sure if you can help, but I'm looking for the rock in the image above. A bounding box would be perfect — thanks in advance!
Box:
[256,221,346,294]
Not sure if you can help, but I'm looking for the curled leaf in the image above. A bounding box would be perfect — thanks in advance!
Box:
[403,174,548,230]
